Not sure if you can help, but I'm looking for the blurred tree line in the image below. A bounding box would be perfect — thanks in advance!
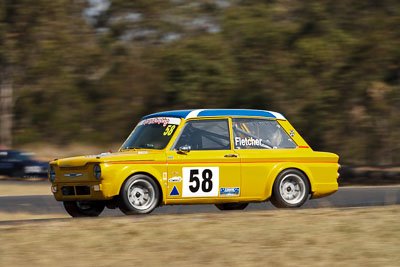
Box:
[0,0,399,165]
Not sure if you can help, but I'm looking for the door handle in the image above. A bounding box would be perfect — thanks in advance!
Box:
[224,154,238,158]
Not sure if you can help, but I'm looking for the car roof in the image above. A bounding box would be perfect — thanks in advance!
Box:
[141,109,286,120]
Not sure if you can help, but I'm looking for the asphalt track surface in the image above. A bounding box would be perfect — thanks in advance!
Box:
[1,186,400,221]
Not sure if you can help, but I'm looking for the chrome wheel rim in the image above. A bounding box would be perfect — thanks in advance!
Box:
[279,174,306,204]
[127,179,155,210]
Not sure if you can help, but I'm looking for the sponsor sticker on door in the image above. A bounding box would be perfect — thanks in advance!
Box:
[220,187,240,197]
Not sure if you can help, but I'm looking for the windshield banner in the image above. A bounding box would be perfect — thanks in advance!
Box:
[138,117,181,127]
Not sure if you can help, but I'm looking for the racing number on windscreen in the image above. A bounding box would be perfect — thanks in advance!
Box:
[182,167,219,197]
[163,125,176,136]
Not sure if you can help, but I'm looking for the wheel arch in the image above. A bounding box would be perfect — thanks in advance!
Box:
[119,171,164,207]
[265,165,314,200]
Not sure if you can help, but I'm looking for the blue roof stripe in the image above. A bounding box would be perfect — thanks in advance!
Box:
[197,109,281,119]
[142,109,285,120]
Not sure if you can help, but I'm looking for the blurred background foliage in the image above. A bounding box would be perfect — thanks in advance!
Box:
[0,0,399,165]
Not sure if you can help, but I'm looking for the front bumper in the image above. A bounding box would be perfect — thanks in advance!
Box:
[51,182,113,201]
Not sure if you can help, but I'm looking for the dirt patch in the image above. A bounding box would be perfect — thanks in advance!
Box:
[0,206,399,266]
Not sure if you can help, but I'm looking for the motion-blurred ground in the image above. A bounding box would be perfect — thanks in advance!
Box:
[0,206,399,266]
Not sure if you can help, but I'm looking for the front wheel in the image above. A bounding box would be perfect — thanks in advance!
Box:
[119,174,160,215]
[63,201,105,217]
[215,203,249,211]
[270,169,310,208]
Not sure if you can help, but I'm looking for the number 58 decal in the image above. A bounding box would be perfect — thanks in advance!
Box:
[182,167,219,197]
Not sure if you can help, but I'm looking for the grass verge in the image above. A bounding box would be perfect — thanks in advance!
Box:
[0,206,399,266]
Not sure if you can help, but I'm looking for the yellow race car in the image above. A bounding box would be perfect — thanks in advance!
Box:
[48,109,339,217]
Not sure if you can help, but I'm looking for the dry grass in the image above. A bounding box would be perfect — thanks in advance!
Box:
[0,206,399,267]
[0,180,51,196]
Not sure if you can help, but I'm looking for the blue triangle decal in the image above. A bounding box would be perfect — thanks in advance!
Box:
[169,185,180,196]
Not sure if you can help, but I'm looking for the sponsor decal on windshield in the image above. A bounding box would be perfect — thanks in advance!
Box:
[138,117,181,127]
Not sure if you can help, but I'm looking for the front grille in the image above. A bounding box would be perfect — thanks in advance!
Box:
[61,186,91,196]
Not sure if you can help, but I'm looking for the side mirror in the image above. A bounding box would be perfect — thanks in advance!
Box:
[178,145,191,154]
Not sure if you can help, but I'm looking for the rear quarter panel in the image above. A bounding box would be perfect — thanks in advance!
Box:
[238,150,339,201]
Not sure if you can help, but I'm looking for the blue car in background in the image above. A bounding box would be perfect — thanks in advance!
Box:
[0,150,48,178]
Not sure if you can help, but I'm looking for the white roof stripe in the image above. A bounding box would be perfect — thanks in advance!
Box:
[269,111,286,120]
[182,109,286,120]
[185,109,205,119]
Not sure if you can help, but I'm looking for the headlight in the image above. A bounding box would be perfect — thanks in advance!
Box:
[49,166,56,182]
[94,164,101,179]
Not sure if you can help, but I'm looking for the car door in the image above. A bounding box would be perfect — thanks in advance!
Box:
[165,118,241,202]
[231,117,297,200]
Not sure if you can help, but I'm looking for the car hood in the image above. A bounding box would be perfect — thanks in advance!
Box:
[53,150,165,168]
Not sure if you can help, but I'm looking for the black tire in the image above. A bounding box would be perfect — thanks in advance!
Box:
[63,201,105,217]
[215,203,248,211]
[119,174,160,215]
[270,169,310,208]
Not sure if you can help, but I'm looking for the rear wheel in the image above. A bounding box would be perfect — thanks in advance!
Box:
[63,201,105,217]
[215,203,248,211]
[270,169,310,208]
[119,174,160,215]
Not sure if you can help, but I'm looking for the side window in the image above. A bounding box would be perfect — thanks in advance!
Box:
[232,118,297,149]
[174,119,231,150]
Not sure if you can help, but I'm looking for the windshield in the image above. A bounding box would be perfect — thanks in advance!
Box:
[121,117,181,150]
